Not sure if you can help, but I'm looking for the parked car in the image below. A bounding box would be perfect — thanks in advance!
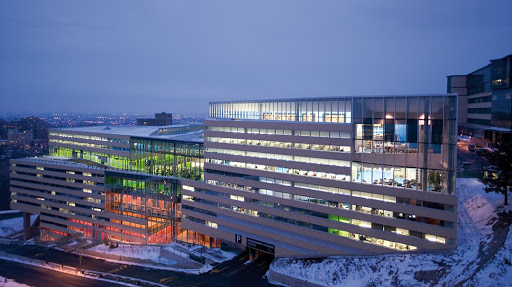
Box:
[468,144,476,151]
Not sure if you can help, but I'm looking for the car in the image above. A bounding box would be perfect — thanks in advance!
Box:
[476,148,485,155]
[468,144,476,151]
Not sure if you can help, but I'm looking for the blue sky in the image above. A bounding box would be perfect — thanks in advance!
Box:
[1,0,511,114]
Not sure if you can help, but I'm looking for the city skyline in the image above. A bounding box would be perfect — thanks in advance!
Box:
[1,0,512,114]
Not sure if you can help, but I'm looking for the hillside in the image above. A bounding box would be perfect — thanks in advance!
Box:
[270,178,512,286]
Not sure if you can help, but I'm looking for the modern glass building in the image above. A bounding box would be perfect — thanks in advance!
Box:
[448,54,512,142]
[11,124,219,246]
[11,95,458,257]
[183,94,458,256]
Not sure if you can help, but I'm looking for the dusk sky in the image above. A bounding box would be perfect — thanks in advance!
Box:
[1,1,511,114]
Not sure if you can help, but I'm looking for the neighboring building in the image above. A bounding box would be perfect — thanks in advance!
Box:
[182,95,457,256]
[448,54,512,142]
[18,116,49,140]
[137,112,173,126]
[11,94,458,258]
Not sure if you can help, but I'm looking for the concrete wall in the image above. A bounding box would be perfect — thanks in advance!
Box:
[267,267,324,287]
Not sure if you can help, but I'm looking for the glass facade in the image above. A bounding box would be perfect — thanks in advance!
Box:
[50,135,204,180]
[352,95,457,195]
[491,90,512,129]
[467,66,491,95]
[210,98,352,123]
[131,138,203,180]
[209,95,457,195]
[105,171,182,244]
[491,56,511,90]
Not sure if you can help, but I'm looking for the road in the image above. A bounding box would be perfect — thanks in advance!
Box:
[0,244,275,287]
[0,259,125,287]
[456,141,488,173]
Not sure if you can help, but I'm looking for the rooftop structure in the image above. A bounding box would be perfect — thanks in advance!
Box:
[54,124,204,142]
[137,112,173,126]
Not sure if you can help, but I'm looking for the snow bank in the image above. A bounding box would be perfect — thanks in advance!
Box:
[270,178,512,286]
[0,276,32,287]
[89,244,176,265]
[88,242,237,267]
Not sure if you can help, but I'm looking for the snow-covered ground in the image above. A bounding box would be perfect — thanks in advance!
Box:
[89,243,177,265]
[88,242,237,268]
[270,178,512,286]
[0,276,32,287]
[0,215,38,238]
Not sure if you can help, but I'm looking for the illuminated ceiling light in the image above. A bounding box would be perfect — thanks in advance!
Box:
[418,114,431,125]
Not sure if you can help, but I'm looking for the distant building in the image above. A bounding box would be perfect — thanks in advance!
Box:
[137,112,173,126]
[18,116,49,140]
[7,129,33,149]
[0,120,7,140]
[447,54,512,143]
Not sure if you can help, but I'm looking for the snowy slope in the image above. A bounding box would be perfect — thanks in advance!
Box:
[89,244,178,265]
[270,178,512,287]
[0,215,38,238]
[88,242,237,267]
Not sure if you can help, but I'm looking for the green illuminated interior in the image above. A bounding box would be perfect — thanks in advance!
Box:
[328,214,350,237]
[50,137,204,181]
